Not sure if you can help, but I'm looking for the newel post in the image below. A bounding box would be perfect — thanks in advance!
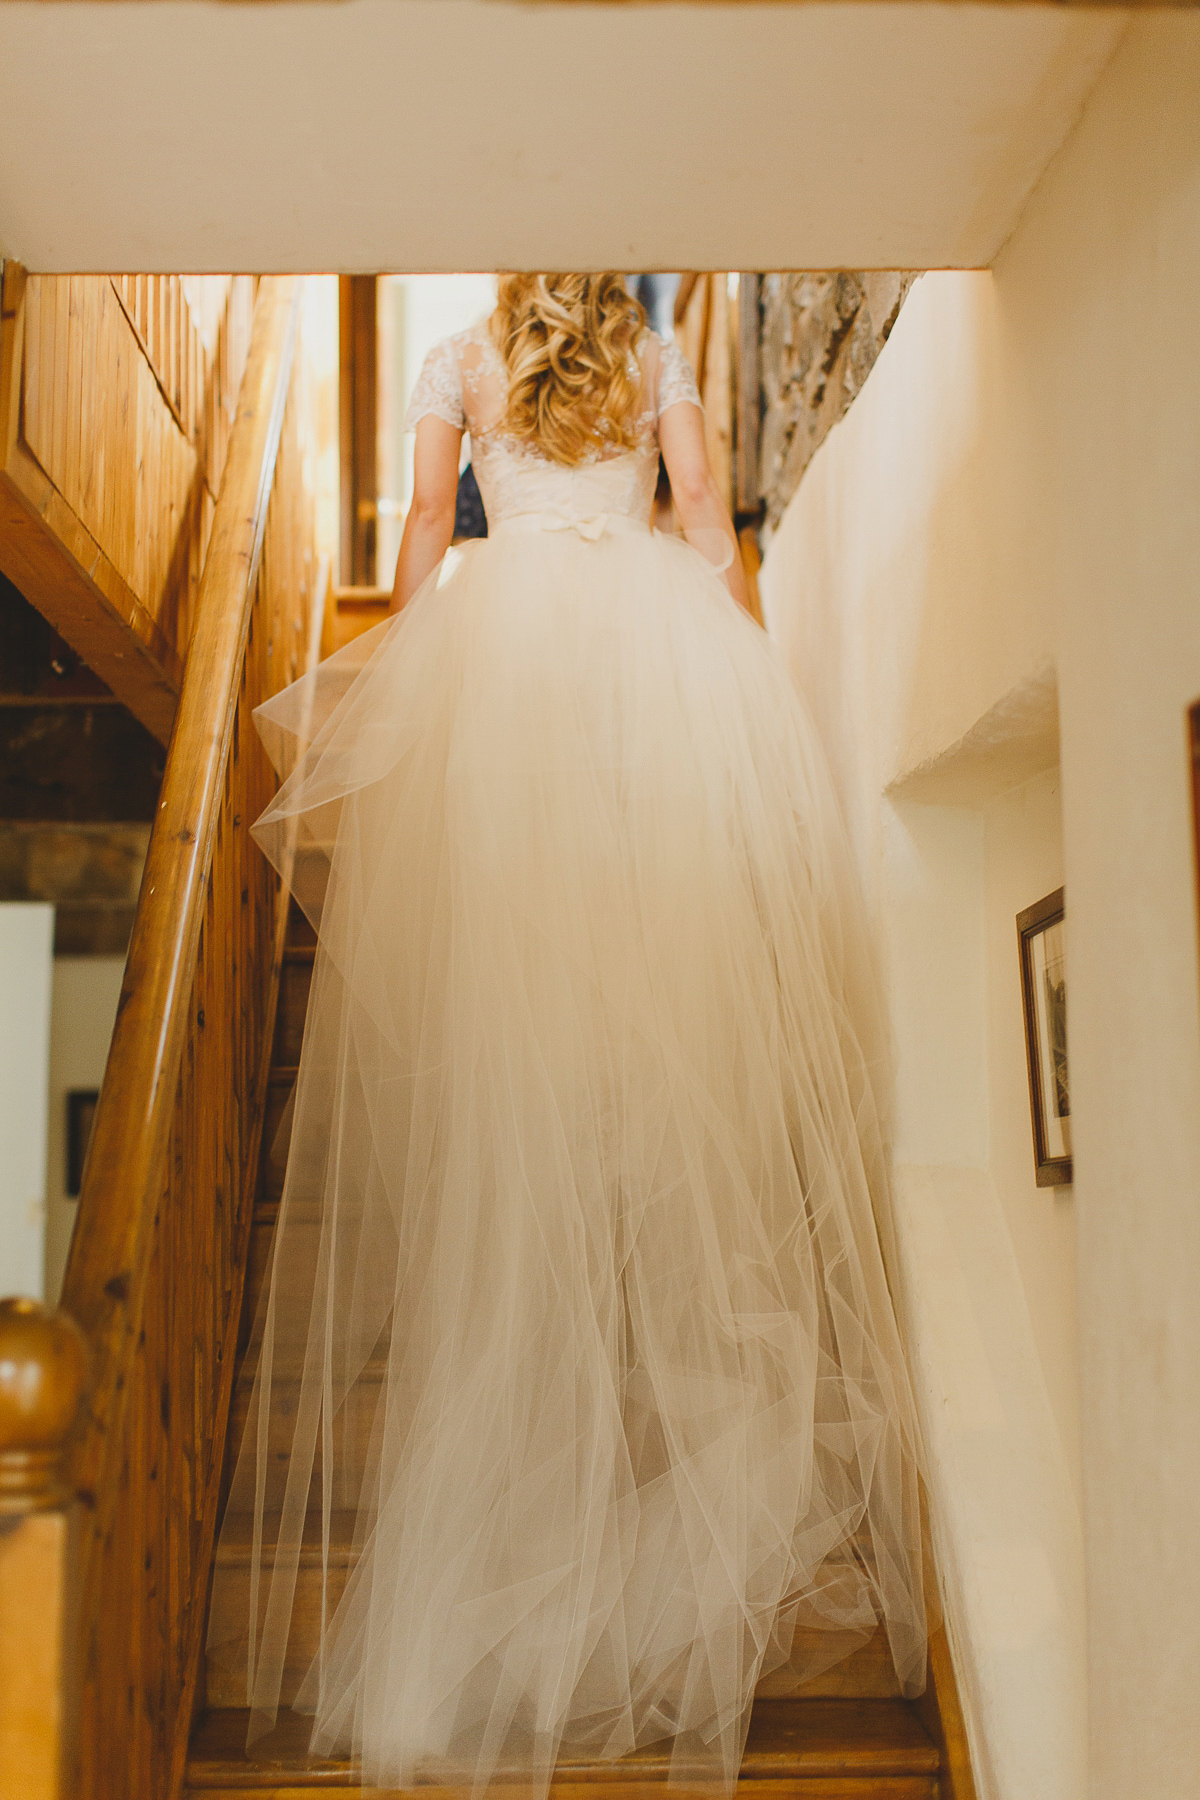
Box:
[0,1297,87,1800]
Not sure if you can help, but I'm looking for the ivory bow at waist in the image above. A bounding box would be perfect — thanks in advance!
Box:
[493,509,650,543]
[491,508,735,574]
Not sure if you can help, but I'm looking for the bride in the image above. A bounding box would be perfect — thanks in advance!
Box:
[210,274,929,1793]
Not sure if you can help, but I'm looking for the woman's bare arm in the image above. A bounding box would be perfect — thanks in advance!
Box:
[389,415,463,614]
[657,403,753,619]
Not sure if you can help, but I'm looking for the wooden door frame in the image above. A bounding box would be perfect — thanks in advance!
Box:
[339,274,377,588]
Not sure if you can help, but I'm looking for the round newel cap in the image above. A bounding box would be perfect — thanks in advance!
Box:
[0,1297,88,1513]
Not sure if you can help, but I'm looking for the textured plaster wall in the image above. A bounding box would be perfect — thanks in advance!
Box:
[761,17,1200,1799]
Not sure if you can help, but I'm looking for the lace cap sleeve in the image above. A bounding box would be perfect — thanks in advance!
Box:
[656,337,703,417]
[403,338,465,432]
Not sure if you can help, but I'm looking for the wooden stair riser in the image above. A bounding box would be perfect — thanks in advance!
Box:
[274,954,314,1067]
[225,1366,387,1510]
[205,1554,352,1707]
[242,1208,327,1349]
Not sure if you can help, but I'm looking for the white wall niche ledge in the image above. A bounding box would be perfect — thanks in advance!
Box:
[888,664,1061,809]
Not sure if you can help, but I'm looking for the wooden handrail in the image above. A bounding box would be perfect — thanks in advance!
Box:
[60,276,299,1516]
[54,273,316,1800]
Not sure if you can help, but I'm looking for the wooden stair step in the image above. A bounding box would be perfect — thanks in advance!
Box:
[207,1505,899,1711]
[186,1699,939,1796]
[274,956,315,1065]
[206,1507,359,1706]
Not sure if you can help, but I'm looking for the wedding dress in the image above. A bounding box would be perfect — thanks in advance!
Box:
[208,323,929,1794]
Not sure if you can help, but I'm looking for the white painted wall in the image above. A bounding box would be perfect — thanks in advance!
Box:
[0,2,1123,273]
[1011,27,1200,1797]
[0,903,54,1299]
[983,770,1078,1504]
[874,790,1084,1800]
[761,16,1200,1798]
[43,957,125,1307]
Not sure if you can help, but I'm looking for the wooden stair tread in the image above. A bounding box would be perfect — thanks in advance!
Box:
[209,1503,901,1709]
[230,1353,390,1394]
[187,1700,939,1790]
[248,1196,322,1229]
[214,1506,360,1567]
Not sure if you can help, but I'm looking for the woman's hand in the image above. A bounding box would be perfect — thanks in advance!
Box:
[389,415,463,613]
[658,403,755,621]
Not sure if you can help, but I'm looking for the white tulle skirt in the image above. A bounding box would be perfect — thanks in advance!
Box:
[208,518,929,1794]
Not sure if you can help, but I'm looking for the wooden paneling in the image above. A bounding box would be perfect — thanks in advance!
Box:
[0,265,255,743]
[58,278,323,1800]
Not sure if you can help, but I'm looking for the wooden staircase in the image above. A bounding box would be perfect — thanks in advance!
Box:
[183,904,966,1799]
[16,280,972,1798]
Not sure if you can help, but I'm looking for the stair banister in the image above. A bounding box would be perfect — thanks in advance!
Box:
[55,274,321,1800]
[60,277,299,1477]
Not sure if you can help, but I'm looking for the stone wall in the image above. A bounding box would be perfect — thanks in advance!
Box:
[757,271,914,536]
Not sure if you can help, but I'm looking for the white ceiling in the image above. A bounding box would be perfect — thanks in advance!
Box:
[0,1,1126,273]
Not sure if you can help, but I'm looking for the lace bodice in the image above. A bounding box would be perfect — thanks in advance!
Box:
[403,323,702,530]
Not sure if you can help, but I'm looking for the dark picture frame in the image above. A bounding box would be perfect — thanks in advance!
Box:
[1017,888,1072,1189]
[66,1088,99,1198]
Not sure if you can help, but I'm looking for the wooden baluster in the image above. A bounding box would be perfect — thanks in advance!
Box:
[0,1297,87,1800]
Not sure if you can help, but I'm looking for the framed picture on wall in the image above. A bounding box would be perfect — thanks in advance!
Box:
[1017,888,1072,1188]
[67,1088,99,1198]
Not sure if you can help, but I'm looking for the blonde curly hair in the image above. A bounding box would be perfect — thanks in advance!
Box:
[492,274,647,467]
